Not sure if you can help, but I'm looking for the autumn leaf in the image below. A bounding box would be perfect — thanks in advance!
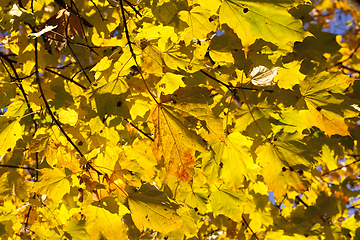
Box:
[255,140,315,199]
[178,6,217,45]
[0,171,30,200]
[1,0,360,239]
[128,183,183,234]
[32,168,70,202]
[82,197,129,240]
[40,9,84,53]
[299,71,357,136]
[210,188,246,222]
[0,117,22,155]
[212,132,255,188]
[219,0,312,50]
[151,102,206,182]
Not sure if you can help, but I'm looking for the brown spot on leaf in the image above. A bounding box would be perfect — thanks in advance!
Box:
[116,101,122,107]
[316,106,322,111]
[297,169,303,175]
[282,166,287,172]
[243,8,249,13]
[289,166,294,172]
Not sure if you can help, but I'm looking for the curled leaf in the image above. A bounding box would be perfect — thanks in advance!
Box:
[250,65,279,86]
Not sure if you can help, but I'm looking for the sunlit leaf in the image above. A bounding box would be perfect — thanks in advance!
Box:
[212,132,255,188]
[151,101,206,181]
[128,183,183,234]
[178,6,217,45]
[83,198,129,240]
[210,188,246,222]
[255,141,314,199]
[299,71,356,136]
[0,117,22,155]
[219,0,311,49]
[32,168,70,202]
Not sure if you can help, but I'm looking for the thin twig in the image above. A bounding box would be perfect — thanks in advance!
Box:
[110,0,143,17]
[71,64,95,81]
[322,157,360,176]
[118,0,158,104]
[200,69,232,91]
[338,64,360,74]
[0,165,36,171]
[45,67,87,89]
[54,0,93,27]
[124,118,154,141]
[295,195,309,208]
[90,0,106,21]
[200,69,276,93]
[34,39,102,178]
[241,215,259,240]
[336,43,360,66]
[35,39,83,159]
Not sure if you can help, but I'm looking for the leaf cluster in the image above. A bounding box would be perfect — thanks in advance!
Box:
[0,0,360,239]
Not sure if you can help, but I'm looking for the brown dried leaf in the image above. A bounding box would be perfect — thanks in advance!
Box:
[40,9,84,53]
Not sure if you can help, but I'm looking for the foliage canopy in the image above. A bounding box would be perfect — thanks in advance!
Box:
[1,0,360,239]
